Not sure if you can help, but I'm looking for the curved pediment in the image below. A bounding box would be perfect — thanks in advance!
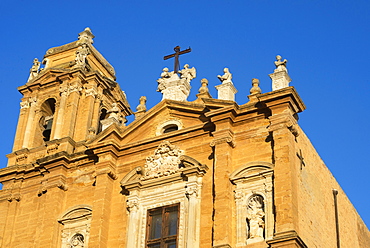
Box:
[230,161,274,182]
[58,204,92,224]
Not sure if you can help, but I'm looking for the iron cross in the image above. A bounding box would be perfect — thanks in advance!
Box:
[297,149,306,170]
[163,46,191,73]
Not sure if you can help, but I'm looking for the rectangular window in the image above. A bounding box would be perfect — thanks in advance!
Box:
[146,204,179,248]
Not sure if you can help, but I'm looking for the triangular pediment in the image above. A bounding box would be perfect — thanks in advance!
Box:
[89,99,212,147]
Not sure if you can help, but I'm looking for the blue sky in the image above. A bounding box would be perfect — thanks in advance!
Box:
[0,1,369,228]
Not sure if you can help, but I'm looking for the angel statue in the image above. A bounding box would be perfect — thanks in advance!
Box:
[178,64,196,83]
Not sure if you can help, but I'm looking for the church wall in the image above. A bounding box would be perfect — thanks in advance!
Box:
[295,127,370,247]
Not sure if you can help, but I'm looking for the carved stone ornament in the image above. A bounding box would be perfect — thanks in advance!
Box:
[178,64,196,83]
[157,67,191,101]
[142,141,184,180]
[28,58,41,81]
[269,55,291,91]
[217,67,233,84]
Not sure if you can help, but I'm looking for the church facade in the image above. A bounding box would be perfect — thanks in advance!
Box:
[0,28,369,248]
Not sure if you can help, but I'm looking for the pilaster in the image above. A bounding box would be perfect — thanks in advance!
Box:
[89,159,117,247]
[210,128,235,248]
[12,99,30,151]
[22,97,37,148]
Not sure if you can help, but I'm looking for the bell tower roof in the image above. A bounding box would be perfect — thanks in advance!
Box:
[42,27,116,80]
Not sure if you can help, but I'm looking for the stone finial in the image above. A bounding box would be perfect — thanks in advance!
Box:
[78,27,95,44]
[195,78,212,101]
[178,64,196,83]
[250,78,261,95]
[215,68,237,101]
[217,67,233,84]
[157,67,191,101]
[199,78,209,94]
[269,55,291,91]
[27,58,41,81]
[135,96,147,119]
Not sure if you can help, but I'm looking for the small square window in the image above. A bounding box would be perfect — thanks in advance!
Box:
[146,204,179,248]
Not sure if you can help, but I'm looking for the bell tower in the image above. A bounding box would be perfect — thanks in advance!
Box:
[8,28,132,166]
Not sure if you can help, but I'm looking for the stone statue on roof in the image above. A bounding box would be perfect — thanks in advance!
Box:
[274,55,288,72]
[28,58,41,81]
[178,64,196,83]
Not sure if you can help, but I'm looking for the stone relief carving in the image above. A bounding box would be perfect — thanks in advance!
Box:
[178,64,196,83]
[217,67,232,84]
[69,234,85,248]
[246,195,265,242]
[143,141,184,179]
[28,58,41,81]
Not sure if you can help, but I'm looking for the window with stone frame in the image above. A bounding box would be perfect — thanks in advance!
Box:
[146,204,179,248]
[121,141,208,248]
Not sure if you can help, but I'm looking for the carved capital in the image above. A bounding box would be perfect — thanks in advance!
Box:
[84,86,98,98]
[20,100,29,109]
[234,190,244,201]
[268,110,299,137]
[127,198,139,212]
[210,129,235,148]
[186,185,198,198]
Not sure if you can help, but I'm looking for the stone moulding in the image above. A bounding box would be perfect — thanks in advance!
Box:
[120,144,208,248]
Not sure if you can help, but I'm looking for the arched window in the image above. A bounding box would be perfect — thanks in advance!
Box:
[40,98,56,142]
[97,108,107,134]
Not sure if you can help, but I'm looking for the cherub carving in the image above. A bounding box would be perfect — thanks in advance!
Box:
[178,64,196,83]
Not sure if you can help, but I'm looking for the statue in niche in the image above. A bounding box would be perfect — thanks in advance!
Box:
[69,234,84,248]
[274,55,288,72]
[217,67,232,84]
[246,195,265,241]
[178,64,196,83]
[28,58,41,81]
[75,44,89,67]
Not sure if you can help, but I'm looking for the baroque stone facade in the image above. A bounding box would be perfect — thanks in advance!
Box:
[0,28,369,248]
